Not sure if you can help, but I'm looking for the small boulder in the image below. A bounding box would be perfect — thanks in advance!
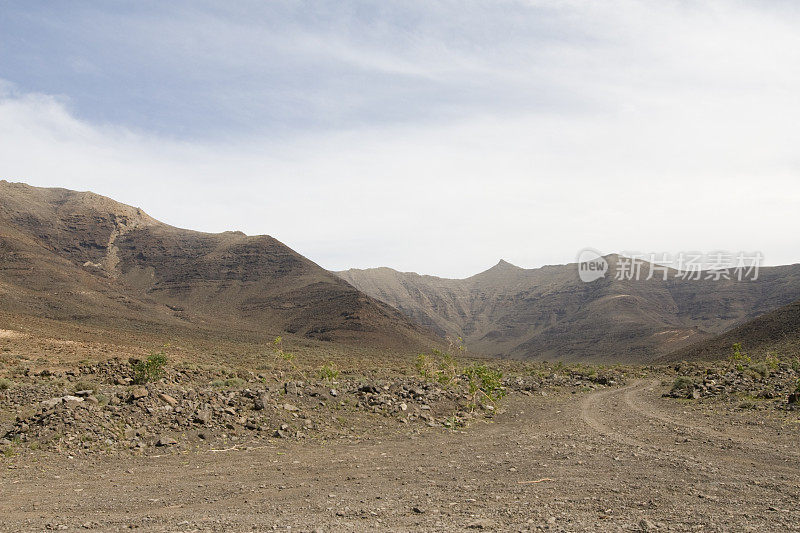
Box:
[158,393,178,406]
[638,518,657,531]
[193,408,212,425]
[62,395,85,405]
[253,394,268,411]
[467,518,495,529]
[41,398,62,409]
[156,436,177,447]
[129,387,148,401]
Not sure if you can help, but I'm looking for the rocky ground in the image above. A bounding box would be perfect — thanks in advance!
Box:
[0,356,626,458]
[663,355,800,410]
[2,345,799,532]
[1,378,798,532]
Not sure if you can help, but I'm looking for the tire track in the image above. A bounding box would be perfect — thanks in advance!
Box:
[580,380,800,480]
[622,380,800,464]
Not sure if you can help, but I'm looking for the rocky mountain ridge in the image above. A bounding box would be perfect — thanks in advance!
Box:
[338,257,800,361]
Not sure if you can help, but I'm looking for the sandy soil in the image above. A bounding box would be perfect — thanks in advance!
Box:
[2,379,798,532]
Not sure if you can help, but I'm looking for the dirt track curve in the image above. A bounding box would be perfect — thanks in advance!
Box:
[2,380,799,531]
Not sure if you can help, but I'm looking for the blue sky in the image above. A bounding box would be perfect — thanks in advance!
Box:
[0,1,585,137]
[1,1,799,277]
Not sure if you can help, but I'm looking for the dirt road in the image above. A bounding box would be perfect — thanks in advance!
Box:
[3,380,799,531]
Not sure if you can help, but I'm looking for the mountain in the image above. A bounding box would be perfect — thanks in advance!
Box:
[0,181,431,349]
[337,256,800,362]
[665,299,800,362]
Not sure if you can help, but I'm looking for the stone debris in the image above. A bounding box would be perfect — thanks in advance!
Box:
[0,357,627,456]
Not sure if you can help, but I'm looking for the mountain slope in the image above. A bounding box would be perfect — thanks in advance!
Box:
[0,181,431,349]
[338,257,800,362]
[664,299,800,362]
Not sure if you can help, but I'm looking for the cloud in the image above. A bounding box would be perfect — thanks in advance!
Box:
[0,1,799,277]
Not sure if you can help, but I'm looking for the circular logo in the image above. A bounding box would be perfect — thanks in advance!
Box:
[576,248,608,283]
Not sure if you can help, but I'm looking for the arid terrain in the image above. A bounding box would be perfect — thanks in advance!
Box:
[2,319,799,531]
[2,182,800,532]
[339,259,800,362]
[5,0,800,530]
[2,374,799,532]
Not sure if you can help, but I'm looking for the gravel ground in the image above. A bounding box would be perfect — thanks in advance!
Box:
[2,378,798,532]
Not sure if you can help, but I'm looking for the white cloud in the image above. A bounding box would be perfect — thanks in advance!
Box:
[1,1,799,277]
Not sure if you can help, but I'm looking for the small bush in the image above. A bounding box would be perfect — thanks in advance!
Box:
[443,415,465,429]
[72,380,99,393]
[416,349,459,386]
[670,376,695,395]
[748,363,769,380]
[212,377,246,389]
[319,362,339,382]
[765,353,780,371]
[0,377,12,390]
[729,343,751,371]
[435,351,458,385]
[465,363,505,409]
[415,353,433,380]
[132,350,168,384]
[272,337,298,379]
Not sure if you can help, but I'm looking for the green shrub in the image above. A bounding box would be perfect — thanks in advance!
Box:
[415,353,433,380]
[443,415,465,429]
[319,362,339,382]
[212,377,245,389]
[72,380,99,393]
[670,376,695,395]
[765,353,780,371]
[464,363,505,409]
[0,377,12,390]
[435,352,458,385]
[729,343,751,371]
[271,337,298,378]
[416,349,459,386]
[132,350,168,384]
[748,363,769,380]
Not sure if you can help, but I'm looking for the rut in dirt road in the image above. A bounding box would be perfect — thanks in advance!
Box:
[581,379,800,472]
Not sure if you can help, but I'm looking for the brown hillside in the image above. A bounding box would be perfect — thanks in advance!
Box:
[664,299,800,362]
[0,181,431,350]
[338,257,800,362]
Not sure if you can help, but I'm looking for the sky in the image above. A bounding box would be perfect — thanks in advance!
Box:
[1,0,799,278]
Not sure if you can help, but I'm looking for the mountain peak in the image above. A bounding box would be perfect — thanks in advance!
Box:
[465,258,525,282]
[489,259,522,271]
